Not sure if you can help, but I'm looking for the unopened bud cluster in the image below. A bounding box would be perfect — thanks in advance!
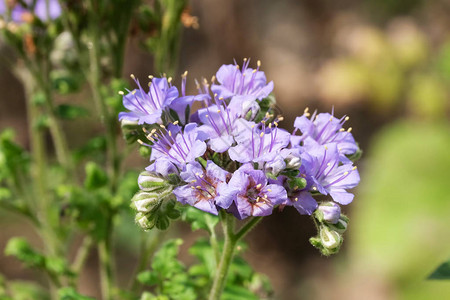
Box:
[310,202,349,256]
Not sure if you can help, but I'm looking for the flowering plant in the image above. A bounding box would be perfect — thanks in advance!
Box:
[121,59,361,299]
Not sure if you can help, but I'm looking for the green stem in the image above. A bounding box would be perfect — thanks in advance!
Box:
[208,213,236,300]
[208,215,263,300]
[209,226,220,264]
[70,235,93,286]
[98,237,114,300]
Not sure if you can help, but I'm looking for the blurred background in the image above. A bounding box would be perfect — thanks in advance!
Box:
[1,0,450,299]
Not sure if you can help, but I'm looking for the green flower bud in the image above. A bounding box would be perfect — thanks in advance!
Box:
[287,177,307,191]
[329,214,349,234]
[138,171,172,193]
[130,191,161,213]
[319,225,342,250]
[135,212,156,231]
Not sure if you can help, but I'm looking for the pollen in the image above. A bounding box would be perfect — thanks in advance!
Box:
[256,184,262,189]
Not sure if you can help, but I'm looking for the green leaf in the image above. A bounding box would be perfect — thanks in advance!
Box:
[428,260,450,280]
[137,271,159,286]
[73,136,107,163]
[4,238,45,269]
[222,285,259,300]
[151,239,184,278]
[181,206,218,233]
[84,162,108,190]
[7,280,49,300]
[58,287,95,300]
[51,73,82,95]
[55,104,89,120]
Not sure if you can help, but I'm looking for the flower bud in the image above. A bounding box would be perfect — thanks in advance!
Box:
[138,171,171,192]
[130,191,160,213]
[316,202,341,224]
[330,214,349,234]
[287,177,307,191]
[319,225,342,250]
[285,155,301,169]
[135,212,156,231]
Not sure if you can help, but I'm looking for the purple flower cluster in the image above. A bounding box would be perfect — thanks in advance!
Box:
[0,0,61,23]
[120,60,360,220]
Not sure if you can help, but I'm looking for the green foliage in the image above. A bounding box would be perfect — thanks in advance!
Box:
[102,79,130,116]
[51,71,83,95]
[73,136,107,163]
[351,120,450,298]
[84,162,108,190]
[181,206,219,234]
[428,259,450,280]
[138,239,197,300]
[58,287,95,300]
[138,237,272,300]
[55,104,89,120]
[4,238,73,280]
[0,130,30,182]
[4,281,49,300]
[4,238,45,269]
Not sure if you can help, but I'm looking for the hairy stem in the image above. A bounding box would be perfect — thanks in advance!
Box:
[208,213,236,300]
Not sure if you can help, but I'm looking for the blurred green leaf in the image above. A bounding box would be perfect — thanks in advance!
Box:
[181,206,219,233]
[351,120,450,299]
[58,287,95,299]
[4,238,45,269]
[428,260,450,280]
[7,281,49,300]
[73,136,107,163]
[84,162,108,190]
[55,104,89,120]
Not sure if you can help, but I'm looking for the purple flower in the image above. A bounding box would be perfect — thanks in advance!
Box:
[149,123,207,168]
[211,60,274,117]
[119,76,179,125]
[168,72,209,125]
[272,173,318,215]
[228,120,291,166]
[291,110,358,158]
[197,104,242,153]
[2,0,61,23]
[303,143,360,205]
[173,161,236,215]
[228,164,287,219]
